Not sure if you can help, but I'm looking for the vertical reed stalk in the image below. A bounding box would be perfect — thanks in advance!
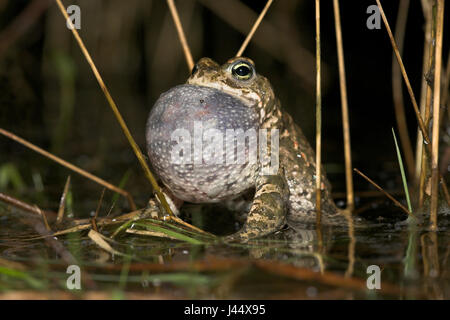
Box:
[332,0,354,211]
[418,0,434,207]
[415,0,432,183]
[315,0,322,224]
[429,0,444,231]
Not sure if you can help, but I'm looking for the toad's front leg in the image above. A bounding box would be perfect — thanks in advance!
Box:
[225,171,289,242]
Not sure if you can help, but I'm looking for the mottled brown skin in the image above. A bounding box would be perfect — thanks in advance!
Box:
[146,57,341,241]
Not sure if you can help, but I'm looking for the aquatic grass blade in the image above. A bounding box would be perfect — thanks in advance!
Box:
[392,128,412,213]
[141,218,216,241]
[134,222,205,245]
[0,266,45,289]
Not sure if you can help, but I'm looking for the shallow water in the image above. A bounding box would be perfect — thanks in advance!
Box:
[0,200,448,299]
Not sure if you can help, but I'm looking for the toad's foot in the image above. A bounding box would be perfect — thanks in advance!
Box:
[224,172,289,242]
[140,187,182,220]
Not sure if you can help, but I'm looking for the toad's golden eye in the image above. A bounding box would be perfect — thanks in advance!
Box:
[231,61,254,80]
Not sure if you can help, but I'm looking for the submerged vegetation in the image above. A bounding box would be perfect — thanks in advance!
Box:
[0,0,449,299]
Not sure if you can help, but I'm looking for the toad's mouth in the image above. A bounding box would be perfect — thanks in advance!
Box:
[186,76,261,108]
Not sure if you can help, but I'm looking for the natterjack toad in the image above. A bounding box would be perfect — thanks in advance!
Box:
[146,57,342,241]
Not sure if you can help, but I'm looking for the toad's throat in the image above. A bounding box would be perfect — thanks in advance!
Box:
[146,84,277,203]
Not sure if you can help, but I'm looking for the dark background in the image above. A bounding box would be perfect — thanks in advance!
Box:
[0,0,448,214]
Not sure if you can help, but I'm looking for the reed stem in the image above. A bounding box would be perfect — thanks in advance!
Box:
[166,0,194,71]
[315,0,322,225]
[392,0,414,180]
[429,0,445,231]
[332,0,354,211]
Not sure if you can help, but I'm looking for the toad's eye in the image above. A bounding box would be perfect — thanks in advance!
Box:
[231,61,254,80]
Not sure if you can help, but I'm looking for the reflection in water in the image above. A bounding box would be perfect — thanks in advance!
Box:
[403,218,418,279]
[0,204,449,299]
[343,210,355,278]
[421,232,444,299]
[421,232,440,278]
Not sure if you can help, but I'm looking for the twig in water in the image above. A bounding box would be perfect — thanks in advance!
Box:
[0,128,136,210]
[34,205,51,231]
[94,188,106,221]
[0,191,55,220]
[353,168,416,219]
